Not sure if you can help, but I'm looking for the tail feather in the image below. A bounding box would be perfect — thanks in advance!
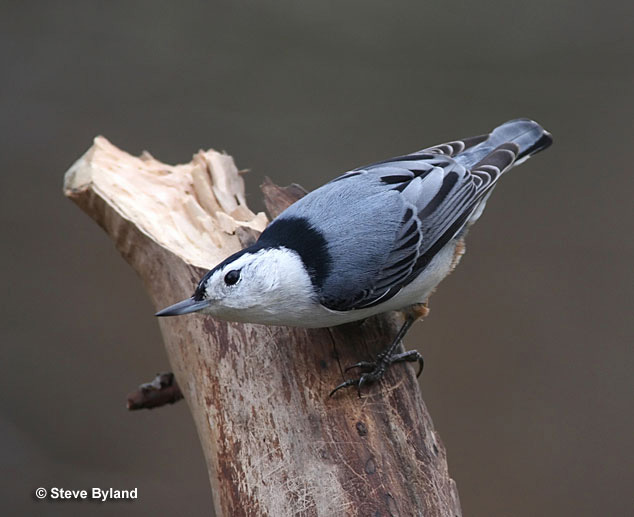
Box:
[455,118,552,168]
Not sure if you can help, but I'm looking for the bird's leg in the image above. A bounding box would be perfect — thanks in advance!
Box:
[329,303,428,397]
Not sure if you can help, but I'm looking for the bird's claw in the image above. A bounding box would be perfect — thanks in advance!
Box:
[398,350,425,378]
[329,350,424,397]
[344,361,376,373]
[329,371,380,398]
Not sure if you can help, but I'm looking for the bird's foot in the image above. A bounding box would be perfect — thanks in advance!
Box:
[329,349,424,397]
[329,304,427,398]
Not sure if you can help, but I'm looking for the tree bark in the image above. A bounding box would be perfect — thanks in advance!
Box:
[126,372,184,410]
[63,137,462,517]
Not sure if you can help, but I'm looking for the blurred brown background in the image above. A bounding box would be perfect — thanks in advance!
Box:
[2,1,632,516]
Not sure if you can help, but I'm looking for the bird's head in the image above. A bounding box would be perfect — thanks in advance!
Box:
[155,245,316,325]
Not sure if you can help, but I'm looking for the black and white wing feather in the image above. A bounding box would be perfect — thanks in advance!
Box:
[275,119,551,313]
[322,124,540,311]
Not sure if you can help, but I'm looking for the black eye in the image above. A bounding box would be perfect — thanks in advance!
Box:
[224,269,241,286]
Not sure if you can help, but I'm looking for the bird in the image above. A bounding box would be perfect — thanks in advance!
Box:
[156,118,553,395]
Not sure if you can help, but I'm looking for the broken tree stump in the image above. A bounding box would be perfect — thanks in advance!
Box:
[63,137,462,516]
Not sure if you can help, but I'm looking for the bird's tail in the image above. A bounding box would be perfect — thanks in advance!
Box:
[455,118,553,168]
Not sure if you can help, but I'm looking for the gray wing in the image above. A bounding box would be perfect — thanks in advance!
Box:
[320,135,519,311]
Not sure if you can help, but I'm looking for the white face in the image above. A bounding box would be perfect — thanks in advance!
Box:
[196,247,318,325]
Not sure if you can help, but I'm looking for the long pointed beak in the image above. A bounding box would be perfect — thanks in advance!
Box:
[155,297,211,317]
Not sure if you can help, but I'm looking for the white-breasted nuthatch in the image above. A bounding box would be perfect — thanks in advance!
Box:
[157,119,552,395]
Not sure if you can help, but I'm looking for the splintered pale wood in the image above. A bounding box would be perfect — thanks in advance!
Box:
[63,137,462,517]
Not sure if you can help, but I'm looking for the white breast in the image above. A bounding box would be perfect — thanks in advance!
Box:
[209,240,460,328]
[283,239,460,328]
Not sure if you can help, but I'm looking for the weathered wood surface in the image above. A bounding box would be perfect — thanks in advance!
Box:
[63,137,462,517]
